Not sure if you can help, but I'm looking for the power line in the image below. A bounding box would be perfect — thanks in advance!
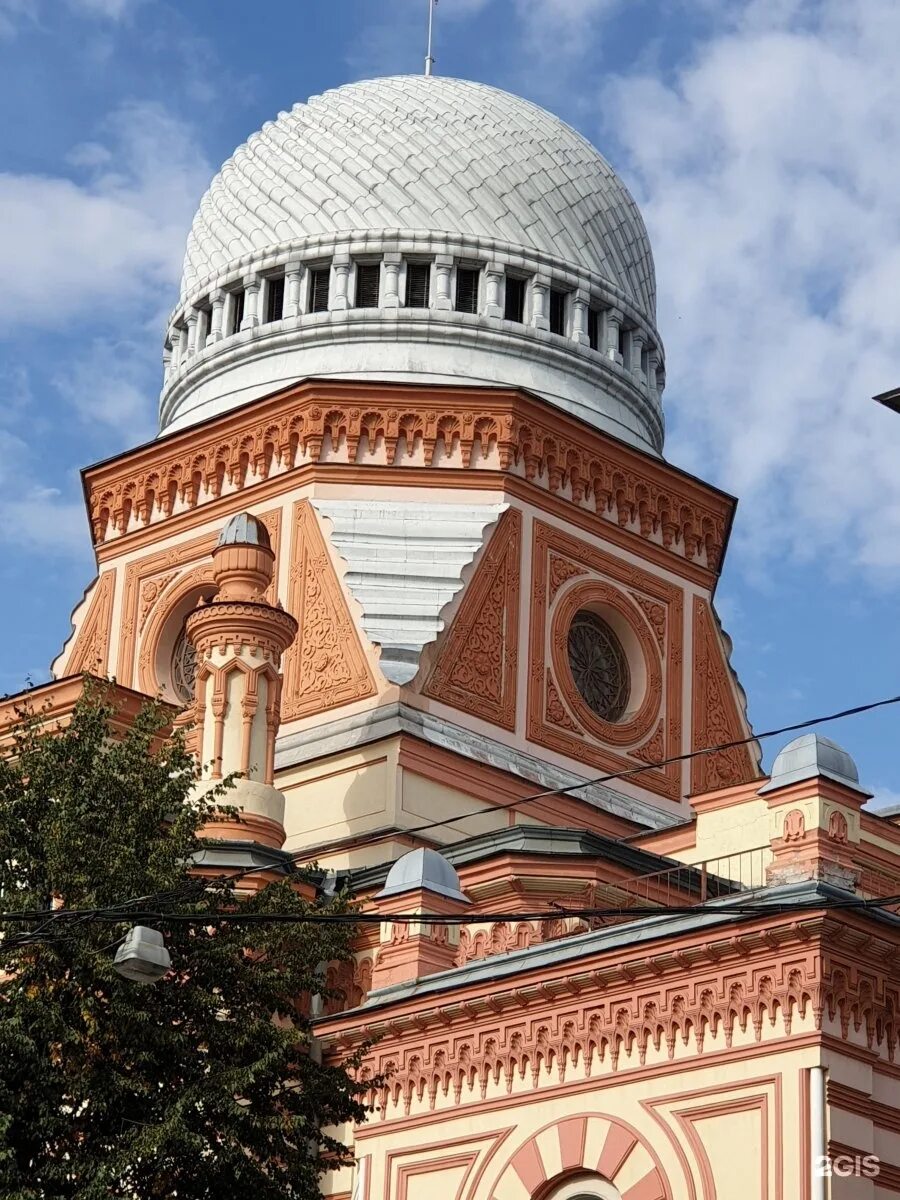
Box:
[398,691,900,841]
[197,688,900,896]
[2,890,899,935]
[6,687,896,940]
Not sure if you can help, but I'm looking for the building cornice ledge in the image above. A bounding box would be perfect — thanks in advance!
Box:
[275,702,681,832]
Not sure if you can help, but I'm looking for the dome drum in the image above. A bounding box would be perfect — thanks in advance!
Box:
[163,75,666,454]
[161,231,664,451]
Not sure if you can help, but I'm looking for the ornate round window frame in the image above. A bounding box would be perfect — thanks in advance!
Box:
[138,566,216,703]
[550,580,662,746]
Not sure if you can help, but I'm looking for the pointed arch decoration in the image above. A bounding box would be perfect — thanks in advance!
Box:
[488,1114,671,1200]
[422,506,522,730]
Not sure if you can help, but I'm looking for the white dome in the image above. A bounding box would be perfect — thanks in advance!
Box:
[161,76,665,452]
[181,76,655,313]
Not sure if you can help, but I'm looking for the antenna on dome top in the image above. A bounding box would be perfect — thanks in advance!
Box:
[425,0,437,76]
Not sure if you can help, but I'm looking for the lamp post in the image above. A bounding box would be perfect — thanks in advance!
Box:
[112,925,171,984]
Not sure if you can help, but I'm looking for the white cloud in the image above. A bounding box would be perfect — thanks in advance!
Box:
[514,0,620,59]
[53,336,157,440]
[68,0,142,16]
[0,429,86,556]
[0,0,140,35]
[0,100,209,331]
[0,0,33,37]
[603,0,900,574]
[867,788,900,813]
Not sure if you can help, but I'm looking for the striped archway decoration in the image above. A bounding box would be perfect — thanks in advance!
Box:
[489,1113,670,1200]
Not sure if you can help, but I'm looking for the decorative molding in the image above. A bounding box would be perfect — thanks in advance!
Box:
[527,520,683,802]
[280,500,377,721]
[336,956,821,1122]
[690,597,760,794]
[545,671,581,734]
[422,507,521,730]
[489,1115,671,1200]
[0,676,177,751]
[83,382,733,579]
[138,570,178,633]
[631,592,666,653]
[66,570,115,676]
[549,553,588,601]
[137,563,217,697]
[640,1074,783,1200]
[550,578,663,748]
[118,529,218,689]
[673,1092,770,1200]
[275,703,680,831]
[117,507,281,695]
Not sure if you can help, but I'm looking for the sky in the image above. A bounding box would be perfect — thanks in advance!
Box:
[1,0,899,803]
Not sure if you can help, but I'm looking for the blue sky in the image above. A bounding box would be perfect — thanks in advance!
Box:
[2,0,900,802]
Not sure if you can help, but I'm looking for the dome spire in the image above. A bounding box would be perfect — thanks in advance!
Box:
[425,0,437,76]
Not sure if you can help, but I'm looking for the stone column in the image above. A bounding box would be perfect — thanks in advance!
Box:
[284,260,303,318]
[648,348,660,399]
[241,276,260,330]
[185,310,199,357]
[605,309,623,363]
[631,330,646,383]
[484,262,503,319]
[175,324,188,370]
[208,290,226,344]
[571,289,589,346]
[434,255,453,310]
[531,276,550,331]
[383,253,401,309]
[185,513,298,850]
[162,344,172,384]
[331,254,351,311]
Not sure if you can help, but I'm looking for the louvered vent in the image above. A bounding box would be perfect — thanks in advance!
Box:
[504,276,526,323]
[549,288,566,336]
[198,305,212,349]
[355,264,380,308]
[405,262,431,308]
[229,289,245,336]
[265,276,285,323]
[455,267,479,314]
[309,267,330,313]
[588,307,601,351]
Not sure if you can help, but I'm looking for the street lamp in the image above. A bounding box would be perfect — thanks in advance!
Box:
[113,925,171,983]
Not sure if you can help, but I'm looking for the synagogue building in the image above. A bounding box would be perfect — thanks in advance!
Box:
[15,75,900,1199]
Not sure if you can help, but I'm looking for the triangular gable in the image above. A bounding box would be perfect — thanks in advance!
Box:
[67,570,116,676]
[281,500,377,721]
[691,596,761,792]
[422,507,522,730]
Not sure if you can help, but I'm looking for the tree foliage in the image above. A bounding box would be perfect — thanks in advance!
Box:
[0,686,369,1199]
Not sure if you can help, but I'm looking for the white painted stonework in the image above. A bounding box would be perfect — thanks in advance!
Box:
[312,498,506,684]
[161,76,665,454]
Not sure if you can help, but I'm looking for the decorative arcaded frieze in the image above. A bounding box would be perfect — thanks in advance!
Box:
[84,382,731,577]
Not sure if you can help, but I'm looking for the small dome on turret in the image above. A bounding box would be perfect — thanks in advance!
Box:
[217,512,272,549]
[376,848,468,903]
[759,733,868,795]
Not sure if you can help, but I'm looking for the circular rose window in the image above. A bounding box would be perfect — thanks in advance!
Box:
[566,610,630,722]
